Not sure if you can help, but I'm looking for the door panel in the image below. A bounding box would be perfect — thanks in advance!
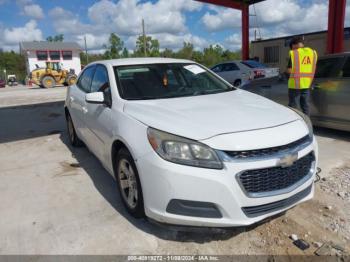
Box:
[69,86,88,138]
[84,65,114,164]
[72,65,96,142]
[219,63,241,84]
[311,56,346,123]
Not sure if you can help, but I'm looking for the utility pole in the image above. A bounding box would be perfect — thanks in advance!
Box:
[142,19,147,57]
[84,35,89,64]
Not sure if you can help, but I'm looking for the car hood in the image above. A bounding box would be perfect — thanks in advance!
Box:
[123,89,300,140]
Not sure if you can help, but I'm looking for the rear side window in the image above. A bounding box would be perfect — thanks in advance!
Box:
[77,66,95,92]
[222,63,239,71]
[211,65,223,73]
[315,57,343,78]
[241,60,266,68]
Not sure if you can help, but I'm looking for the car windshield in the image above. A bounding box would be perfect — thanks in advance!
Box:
[241,60,267,68]
[114,63,235,100]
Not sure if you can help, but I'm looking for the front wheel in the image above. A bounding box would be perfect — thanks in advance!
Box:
[41,76,55,88]
[116,148,145,218]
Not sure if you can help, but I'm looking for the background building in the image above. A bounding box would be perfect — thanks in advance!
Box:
[20,41,82,75]
[251,27,350,71]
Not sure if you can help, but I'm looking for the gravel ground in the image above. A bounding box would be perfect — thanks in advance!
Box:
[0,86,349,256]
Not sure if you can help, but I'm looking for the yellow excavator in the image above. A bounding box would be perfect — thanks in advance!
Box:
[30,62,77,88]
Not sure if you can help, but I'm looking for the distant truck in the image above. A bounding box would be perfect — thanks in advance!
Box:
[30,62,77,88]
[7,75,18,87]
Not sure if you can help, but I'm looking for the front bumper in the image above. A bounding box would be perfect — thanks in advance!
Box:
[136,137,317,227]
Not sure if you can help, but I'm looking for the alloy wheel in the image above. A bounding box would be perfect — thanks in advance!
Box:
[118,159,138,209]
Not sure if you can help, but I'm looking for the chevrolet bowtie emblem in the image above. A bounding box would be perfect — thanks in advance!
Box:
[278,153,298,168]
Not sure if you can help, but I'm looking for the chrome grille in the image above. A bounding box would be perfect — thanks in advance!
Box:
[238,152,315,195]
[225,135,311,160]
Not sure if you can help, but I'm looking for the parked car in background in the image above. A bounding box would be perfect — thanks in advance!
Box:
[0,79,6,88]
[7,75,18,87]
[243,52,350,132]
[65,58,317,227]
[211,60,279,87]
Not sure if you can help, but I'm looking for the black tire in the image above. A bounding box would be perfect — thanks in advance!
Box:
[41,76,55,88]
[116,148,145,218]
[66,113,83,147]
[233,79,242,88]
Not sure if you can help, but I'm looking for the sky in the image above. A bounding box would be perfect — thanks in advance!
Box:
[0,0,349,53]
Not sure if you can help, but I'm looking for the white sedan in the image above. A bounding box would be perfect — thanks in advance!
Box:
[65,58,318,227]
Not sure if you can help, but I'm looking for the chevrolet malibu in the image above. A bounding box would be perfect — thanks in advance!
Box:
[64,58,318,227]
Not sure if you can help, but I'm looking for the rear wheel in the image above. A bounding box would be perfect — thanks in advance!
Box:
[66,113,83,147]
[116,148,145,218]
[233,79,242,88]
[41,76,55,88]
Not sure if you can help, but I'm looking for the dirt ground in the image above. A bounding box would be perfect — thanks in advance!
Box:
[0,86,349,256]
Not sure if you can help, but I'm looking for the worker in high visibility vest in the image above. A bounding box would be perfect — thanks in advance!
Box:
[287,36,317,116]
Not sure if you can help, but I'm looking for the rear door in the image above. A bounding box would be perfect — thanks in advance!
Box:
[311,56,346,123]
[218,63,241,85]
[69,65,96,140]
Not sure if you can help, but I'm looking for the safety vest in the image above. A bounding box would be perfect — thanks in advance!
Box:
[288,47,317,89]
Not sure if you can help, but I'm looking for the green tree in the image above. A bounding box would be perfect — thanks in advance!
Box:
[46,34,64,42]
[103,33,124,59]
[202,44,225,67]
[0,51,26,82]
[192,50,204,64]
[176,42,194,60]
[160,48,174,58]
[80,52,105,66]
[134,35,160,57]
[121,47,129,58]
[221,49,241,61]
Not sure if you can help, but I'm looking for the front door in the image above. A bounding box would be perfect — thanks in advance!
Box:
[84,65,114,164]
[311,56,347,123]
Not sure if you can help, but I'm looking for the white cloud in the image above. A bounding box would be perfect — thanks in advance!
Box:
[87,0,202,36]
[76,34,109,52]
[0,19,43,51]
[47,0,207,52]
[202,7,241,32]
[200,0,338,40]
[224,33,242,50]
[3,20,43,45]
[23,4,44,19]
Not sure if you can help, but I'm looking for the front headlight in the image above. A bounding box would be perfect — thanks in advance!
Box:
[147,128,223,169]
[289,108,313,138]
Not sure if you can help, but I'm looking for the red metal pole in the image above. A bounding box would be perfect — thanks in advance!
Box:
[326,0,335,54]
[327,0,346,54]
[242,4,249,60]
[333,0,346,53]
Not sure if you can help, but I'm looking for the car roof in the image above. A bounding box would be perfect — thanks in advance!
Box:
[88,57,194,67]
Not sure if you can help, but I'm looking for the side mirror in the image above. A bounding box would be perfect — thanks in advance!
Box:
[85,92,105,104]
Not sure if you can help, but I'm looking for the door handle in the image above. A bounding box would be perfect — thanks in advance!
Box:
[313,84,321,89]
[82,106,88,114]
[69,96,74,102]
